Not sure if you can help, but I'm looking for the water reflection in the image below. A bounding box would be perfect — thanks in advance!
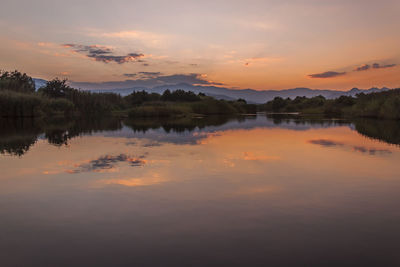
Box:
[1,114,400,266]
[1,115,399,156]
[67,154,147,174]
[309,138,393,156]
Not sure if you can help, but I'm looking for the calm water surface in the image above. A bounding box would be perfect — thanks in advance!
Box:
[1,115,400,266]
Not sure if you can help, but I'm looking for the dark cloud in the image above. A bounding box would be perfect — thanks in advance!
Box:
[139,71,162,75]
[308,139,344,147]
[123,73,137,78]
[308,71,346,78]
[354,64,370,71]
[156,74,224,85]
[62,44,112,55]
[68,154,146,173]
[124,72,162,79]
[353,146,392,155]
[62,44,144,64]
[372,63,396,69]
[354,63,396,72]
[138,72,162,78]
[88,53,144,64]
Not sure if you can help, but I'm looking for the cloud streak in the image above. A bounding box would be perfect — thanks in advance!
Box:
[308,71,346,79]
[308,139,344,147]
[354,63,397,71]
[124,72,163,79]
[62,44,144,64]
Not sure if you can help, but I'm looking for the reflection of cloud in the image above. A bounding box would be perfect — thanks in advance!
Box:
[101,173,166,187]
[143,141,162,147]
[68,154,146,174]
[222,151,279,167]
[125,141,137,146]
[308,71,346,79]
[308,139,344,147]
[62,43,144,64]
[223,159,235,168]
[353,146,392,155]
[243,152,280,161]
[309,140,392,156]
[237,185,282,195]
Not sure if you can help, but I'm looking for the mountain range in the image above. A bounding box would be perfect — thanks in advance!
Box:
[34,78,391,104]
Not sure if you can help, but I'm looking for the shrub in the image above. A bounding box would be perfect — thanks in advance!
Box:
[0,90,43,117]
[128,105,188,118]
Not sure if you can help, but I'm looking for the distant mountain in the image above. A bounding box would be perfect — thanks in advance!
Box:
[34,77,392,103]
[33,78,47,90]
[86,83,391,103]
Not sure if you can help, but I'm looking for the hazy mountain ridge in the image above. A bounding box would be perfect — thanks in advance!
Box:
[33,78,47,89]
[85,83,391,104]
[34,78,391,104]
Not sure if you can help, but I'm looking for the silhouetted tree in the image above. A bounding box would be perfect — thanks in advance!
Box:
[0,70,35,93]
[38,78,72,98]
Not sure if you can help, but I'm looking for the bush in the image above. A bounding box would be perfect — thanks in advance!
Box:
[0,90,43,117]
[191,99,239,115]
[128,105,188,118]
[43,98,75,117]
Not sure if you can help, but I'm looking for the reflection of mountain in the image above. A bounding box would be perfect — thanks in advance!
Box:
[1,115,399,156]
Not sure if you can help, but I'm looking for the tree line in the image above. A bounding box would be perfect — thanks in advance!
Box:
[1,70,399,119]
[261,90,400,119]
[0,70,256,118]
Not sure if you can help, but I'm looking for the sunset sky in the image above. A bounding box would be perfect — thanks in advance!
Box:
[1,0,399,90]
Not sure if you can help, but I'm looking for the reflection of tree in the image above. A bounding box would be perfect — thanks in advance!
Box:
[0,117,123,155]
[2,114,399,157]
[353,119,400,146]
[266,113,350,127]
[0,119,41,156]
[43,117,123,146]
[124,116,235,133]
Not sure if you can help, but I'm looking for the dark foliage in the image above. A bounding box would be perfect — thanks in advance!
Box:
[262,89,400,119]
[0,70,35,93]
[160,89,201,102]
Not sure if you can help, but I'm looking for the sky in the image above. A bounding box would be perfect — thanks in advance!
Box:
[0,0,399,90]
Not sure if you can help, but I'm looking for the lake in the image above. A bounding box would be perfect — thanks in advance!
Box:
[1,115,399,266]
